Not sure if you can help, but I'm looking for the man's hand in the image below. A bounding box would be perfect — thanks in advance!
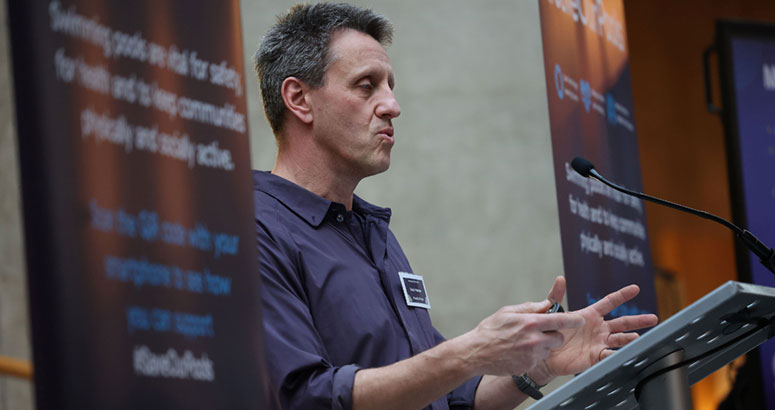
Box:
[540,276,659,378]
[460,300,585,377]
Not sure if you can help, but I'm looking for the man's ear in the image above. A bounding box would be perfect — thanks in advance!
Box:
[281,77,313,124]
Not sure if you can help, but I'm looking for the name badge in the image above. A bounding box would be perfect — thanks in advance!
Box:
[398,271,431,309]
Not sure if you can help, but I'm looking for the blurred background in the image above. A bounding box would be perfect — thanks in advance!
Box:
[2,1,775,409]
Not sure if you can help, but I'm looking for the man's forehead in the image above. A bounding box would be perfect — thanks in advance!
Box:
[327,29,393,77]
[329,29,389,62]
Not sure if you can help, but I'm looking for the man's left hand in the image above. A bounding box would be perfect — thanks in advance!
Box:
[539,276,659,378]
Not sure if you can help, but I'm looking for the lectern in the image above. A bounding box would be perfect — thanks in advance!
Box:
[526,281,775,410]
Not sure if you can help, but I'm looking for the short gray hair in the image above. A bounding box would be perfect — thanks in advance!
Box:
[254,3,393,136]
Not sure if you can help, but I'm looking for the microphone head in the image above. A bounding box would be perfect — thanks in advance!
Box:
[571,157,595,178]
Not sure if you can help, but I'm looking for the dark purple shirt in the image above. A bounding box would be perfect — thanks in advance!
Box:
[254,171,482,410]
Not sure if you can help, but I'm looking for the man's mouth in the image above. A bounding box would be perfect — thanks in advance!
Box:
[377,127,394,142]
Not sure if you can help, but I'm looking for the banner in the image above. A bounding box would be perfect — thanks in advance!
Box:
[8,1,273,408]
[537,0,657,316]
[718,21,775,408]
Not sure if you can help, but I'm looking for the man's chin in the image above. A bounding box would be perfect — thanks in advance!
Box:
[362,160,391,178]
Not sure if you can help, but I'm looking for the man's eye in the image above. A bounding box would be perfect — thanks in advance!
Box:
[358,82,374,90]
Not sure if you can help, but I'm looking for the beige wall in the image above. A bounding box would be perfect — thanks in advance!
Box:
[0,0,33,408]
[0,1,563,409]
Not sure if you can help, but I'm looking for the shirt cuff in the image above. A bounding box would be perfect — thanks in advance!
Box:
[332,364,361,410]
[448,375,484,409]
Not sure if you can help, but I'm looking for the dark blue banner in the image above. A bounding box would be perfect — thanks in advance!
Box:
[728,34,775,408]
[8,1,274,408]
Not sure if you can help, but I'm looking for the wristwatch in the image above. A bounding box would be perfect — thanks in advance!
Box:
[512,373,545,400]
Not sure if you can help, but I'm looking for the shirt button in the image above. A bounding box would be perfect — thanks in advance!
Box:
[336,214,344,223]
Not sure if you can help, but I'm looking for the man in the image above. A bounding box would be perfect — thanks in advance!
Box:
[253,3,657,409]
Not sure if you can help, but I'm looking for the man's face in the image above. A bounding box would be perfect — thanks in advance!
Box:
[307,28,401,179]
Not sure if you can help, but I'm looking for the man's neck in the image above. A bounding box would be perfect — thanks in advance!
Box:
[272,152,360,210]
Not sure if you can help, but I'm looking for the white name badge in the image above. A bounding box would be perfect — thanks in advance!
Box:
[398,271,431,310]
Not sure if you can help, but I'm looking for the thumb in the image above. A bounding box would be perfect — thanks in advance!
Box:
[546,276,566,304]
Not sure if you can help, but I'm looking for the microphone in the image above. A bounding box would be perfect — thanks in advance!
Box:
[570,156,775,275]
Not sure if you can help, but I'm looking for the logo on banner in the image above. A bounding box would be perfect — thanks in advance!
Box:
[555,64,565,99]
[580,79,592,112]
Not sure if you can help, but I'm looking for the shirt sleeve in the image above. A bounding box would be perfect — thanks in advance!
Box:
[257,216,360,410]
[431,328,484,409]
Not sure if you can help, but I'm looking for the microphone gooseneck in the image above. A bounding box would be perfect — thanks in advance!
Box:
[570,156,775,275]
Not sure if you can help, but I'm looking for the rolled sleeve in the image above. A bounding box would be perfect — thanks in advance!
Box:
[332,364,361,410]
[447,376,483,410]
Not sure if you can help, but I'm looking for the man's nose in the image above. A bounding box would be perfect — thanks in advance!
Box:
[376,89,401,119]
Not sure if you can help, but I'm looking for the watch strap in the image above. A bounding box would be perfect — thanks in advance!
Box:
[512,373,544,400]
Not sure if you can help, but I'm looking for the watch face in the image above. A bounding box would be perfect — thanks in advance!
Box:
[547,303,565,313]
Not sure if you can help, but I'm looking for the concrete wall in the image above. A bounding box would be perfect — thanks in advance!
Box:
[0,1,562,409]
[0,0,34,408]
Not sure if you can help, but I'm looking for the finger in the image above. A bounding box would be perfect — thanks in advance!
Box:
[534,312,585,332]
[607,314,658,333]
[592,285,640,316]
[599,349,618,361]
[606,332,639,348]
[502,300,553,314]
[546,276,566,305]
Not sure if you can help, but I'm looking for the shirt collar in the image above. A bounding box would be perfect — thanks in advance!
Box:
[253,171,391,227]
